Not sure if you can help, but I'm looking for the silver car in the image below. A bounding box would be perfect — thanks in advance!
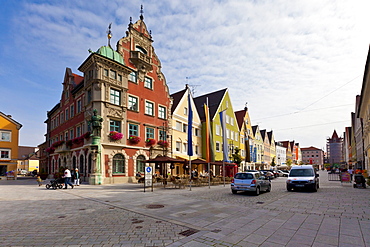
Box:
[231,172,271,195]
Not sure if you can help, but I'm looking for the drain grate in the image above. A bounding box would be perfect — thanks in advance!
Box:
[146,204,164,209]
[256,201,265,204]
[79,208,86,211]
[136,226,143,229]
[58,216,66,218]
[179,229,199,236]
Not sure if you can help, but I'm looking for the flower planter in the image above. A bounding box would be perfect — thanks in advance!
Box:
[129,135,141,144]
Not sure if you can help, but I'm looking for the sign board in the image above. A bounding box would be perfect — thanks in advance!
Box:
[341,172,351,183]
[144,166,153,192]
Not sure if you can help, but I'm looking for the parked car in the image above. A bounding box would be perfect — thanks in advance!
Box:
[286,165,319,192]
[278,170,289,177]
[231,172,271,195]
[260,170,274,180]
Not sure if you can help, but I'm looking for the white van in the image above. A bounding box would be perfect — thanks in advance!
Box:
[286,165,319,192]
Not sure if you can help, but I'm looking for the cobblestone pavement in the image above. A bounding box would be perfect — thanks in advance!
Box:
[0,170,369,246]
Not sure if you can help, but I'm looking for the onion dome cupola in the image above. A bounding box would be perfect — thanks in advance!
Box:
[92,23,125,65]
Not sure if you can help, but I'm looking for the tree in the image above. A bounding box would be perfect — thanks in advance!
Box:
[286,159,292,168]
[271,156,276,167]
[232,147,242,166]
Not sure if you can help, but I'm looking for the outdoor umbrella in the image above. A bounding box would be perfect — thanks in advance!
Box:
[144,156,185,163]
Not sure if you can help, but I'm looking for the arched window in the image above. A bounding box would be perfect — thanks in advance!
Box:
[73,156,77,170]
[113,154,125,173]
[52,160,55,174]
[135,46,147,55]
[80,155,84,174]
[88,154,92,174]
[136,155,146,173]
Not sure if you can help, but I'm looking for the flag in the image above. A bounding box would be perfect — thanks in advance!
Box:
[219,110,228,162]
[187,92,193,156]
[204,103,210,162]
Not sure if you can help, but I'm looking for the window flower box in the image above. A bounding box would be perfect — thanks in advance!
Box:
[109,131,123,141]
[157,140,169,148]
[129,135,141,144]
[145,138,156,147]
[45,147,55,154]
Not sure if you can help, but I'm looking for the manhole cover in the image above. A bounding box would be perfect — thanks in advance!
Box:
[58,216,66,218]
[156,221,162,223]
[256,202,265,204]
[136,226,143,229]
[132,220,144,224]
[109,207,115,209]
[179,229,199,236]
[146,204,164,209]
[211,229,221,233]
[79,208,86,211]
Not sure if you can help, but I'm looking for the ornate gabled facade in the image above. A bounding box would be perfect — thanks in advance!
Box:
[42,9,171,184]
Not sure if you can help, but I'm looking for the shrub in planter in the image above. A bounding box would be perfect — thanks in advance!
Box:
[145,138,156,146]
[157,140,169,148]
[129,135,141,144]
[108,131,123,141]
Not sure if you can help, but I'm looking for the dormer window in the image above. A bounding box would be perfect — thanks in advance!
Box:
[135,46,147,55]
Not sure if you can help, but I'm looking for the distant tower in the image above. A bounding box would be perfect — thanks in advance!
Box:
[326,130,343,166]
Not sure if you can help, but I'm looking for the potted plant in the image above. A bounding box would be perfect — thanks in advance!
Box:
[145,138,156,147]
[157,140,169,148]
[108,131,123,141]
[129,135,141,144]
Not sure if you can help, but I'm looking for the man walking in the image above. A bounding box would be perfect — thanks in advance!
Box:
[63,168,74,189]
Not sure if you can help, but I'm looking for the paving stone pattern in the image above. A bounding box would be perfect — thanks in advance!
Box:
[0,170,369,246]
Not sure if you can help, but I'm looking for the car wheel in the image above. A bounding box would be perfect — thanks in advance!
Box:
[46,184,50,189]
[287,186,292,191]
[231,189,237,194]
[312,183,318,192]
[266,185,271,192]
[255,187,260,196]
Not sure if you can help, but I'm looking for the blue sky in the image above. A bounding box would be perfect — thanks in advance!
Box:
[1,0,369,150]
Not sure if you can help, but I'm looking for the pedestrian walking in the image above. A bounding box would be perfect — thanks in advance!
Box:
[36,175,42,186]
[348,167,353,181]
[73,168,80,186]
[63,168,74,189]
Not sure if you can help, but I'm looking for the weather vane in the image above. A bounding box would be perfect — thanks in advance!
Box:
[107,23,112,48]
[140,5,144,20]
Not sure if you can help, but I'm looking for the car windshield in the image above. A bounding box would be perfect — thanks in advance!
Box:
[235,173,254,179]
[289,169,314,177]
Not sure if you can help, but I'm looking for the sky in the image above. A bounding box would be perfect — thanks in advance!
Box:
[1,0,369,150]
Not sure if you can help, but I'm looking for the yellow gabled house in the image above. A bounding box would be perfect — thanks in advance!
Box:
[170,85,202,175]
[235,105,255,171]
[0,111,22,177]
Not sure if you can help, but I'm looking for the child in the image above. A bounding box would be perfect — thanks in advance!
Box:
[36,176,42,186]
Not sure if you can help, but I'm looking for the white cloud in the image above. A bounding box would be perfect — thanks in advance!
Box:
[2,0,369,149]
